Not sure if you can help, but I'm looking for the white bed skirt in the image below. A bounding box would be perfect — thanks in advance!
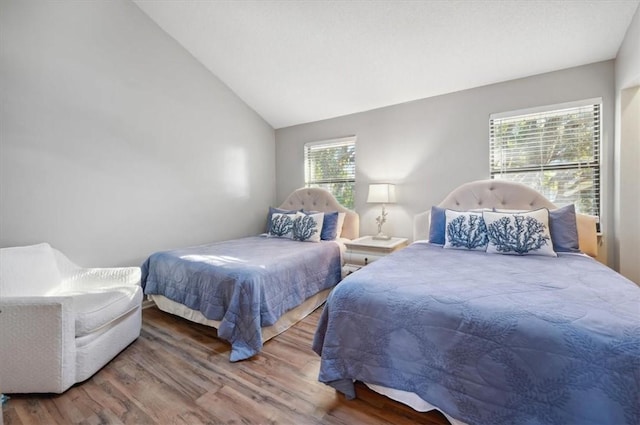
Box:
[364,383,468,425]
[150,287,332,343]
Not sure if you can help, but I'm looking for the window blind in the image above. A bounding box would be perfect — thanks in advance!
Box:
[490,100,601,219]
[304,136,356,209]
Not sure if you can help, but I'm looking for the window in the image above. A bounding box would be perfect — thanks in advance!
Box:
[490,99,601,221]
[304,136,356,209]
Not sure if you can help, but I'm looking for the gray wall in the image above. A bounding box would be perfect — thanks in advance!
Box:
[614,5,640,283]
[0,0,275,267]
[276,61,615,266]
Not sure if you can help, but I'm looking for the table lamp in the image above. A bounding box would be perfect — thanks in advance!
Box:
[367,183,396,240]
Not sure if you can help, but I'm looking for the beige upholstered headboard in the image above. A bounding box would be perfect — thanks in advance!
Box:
[413,179,598,257]
[279,187,360,240]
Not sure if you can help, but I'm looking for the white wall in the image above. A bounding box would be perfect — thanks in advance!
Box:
[276,61,615,266]
[614,5,640,283]
[0,0,275,267]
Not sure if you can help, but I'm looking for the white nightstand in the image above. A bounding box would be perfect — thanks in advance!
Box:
[344,236,409,274]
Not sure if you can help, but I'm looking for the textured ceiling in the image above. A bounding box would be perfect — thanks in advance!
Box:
[134,0,639,129]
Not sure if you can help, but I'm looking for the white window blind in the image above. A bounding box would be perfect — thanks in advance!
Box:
[490,99,601,220]
[304,136,356,209]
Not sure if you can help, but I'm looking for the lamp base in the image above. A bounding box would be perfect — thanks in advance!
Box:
[373,233,391,241]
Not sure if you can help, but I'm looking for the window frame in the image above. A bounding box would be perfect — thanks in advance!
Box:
[304,136,356,209]
[489,98,602,223]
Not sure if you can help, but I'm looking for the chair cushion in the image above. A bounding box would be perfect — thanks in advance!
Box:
[71,286,143,337]
[0,243,62,297]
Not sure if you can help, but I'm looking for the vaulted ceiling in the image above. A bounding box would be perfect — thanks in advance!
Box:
[134,0,639,129]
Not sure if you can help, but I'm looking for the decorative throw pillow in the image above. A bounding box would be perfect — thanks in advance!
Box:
[292,212,324,242]
[549,204,580,252]
[302,210,339,240]
[321,211,339,240]
[483,209,556,257]
[266,207,298,234]
[268,212,297,239]
[495,205,580,253]
[428,206,446,245]
[444,210,488,251]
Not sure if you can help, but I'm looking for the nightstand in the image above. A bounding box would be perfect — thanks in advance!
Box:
[344,236,409,274]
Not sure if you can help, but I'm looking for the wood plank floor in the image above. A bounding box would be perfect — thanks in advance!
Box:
[2,306,451,425]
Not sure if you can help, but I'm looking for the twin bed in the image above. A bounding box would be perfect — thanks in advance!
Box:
[313,180,639,425]
[141,181,638,424]
[141,187,358,361]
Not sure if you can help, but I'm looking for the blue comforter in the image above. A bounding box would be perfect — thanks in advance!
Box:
[313,243,640,425]
[142,236,341,361]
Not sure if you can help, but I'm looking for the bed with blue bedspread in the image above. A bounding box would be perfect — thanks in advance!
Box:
[313,180,639,425]
[143,236,341,361]
[142,187,359,362]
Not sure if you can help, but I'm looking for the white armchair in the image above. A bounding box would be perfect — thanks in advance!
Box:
[0,243,143,394]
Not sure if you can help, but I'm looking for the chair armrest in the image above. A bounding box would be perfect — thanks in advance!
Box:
[52,248,140,291]
[0,296,76,393]
[61,267,142,292]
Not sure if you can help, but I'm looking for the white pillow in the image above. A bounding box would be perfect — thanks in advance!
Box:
[335,212,347,238]
[268,212,297,239]
[292,211,324,242]
[483,209,556,257]
[444,210,488,251]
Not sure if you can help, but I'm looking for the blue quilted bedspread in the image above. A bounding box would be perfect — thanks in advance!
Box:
[313,243,640,425]
[142,236,341,361]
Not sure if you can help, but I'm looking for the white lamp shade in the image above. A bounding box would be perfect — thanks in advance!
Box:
[367,183,396,204]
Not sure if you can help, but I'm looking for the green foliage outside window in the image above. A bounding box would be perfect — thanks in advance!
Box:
[490,102,600,219]
[305,138,356,209]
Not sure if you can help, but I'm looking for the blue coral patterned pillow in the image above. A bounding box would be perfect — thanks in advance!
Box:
[266,207,298,234]
[268,212,297,239]
[292,212,324,242]
[483,209,556,257]
[444,210,488,251]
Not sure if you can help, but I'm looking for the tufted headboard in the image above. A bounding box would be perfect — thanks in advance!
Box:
[413,179,598,256]
[279,187,360,240]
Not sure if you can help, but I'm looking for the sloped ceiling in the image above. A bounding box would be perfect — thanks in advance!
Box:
[134,0,639,129]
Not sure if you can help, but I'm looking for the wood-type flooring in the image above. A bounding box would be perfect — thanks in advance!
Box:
[2,306,450,425]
